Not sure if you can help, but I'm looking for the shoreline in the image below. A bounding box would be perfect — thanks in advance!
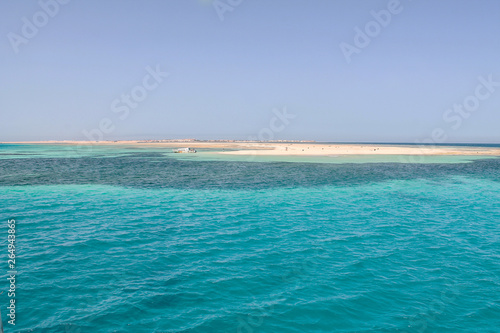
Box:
[2,141,500,156]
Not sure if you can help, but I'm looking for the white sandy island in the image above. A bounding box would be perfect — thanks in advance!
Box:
[2,141,500,156]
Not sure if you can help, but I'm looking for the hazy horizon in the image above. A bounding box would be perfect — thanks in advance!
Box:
[0,138,500,146]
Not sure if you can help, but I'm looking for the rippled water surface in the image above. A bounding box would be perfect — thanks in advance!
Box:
[1,144,500,332]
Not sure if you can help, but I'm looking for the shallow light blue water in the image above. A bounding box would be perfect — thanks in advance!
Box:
[1,144,500,332]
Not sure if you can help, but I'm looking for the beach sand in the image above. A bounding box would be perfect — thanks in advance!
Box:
[3,141,500,156]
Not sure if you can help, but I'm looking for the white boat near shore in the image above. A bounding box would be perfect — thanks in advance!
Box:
[173,148,197,153]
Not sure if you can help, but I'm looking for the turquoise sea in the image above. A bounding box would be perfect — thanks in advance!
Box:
[1,144,500,332]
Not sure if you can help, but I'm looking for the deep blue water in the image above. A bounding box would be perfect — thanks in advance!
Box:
[1,145,499,332]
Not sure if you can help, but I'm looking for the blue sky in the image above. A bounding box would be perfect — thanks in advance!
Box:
[1,0,499,143]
